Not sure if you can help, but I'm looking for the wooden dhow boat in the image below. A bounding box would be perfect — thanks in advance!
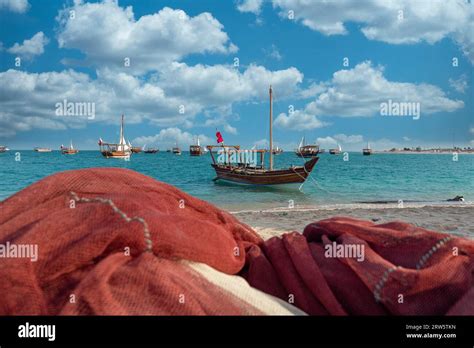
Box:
[60,140,79,155]
[34,147,52,153]
[172,142,182,155]
[329,144,342,155]
[363,142,373,156]
[295,137,319,157]
[143,144,159,154]
[207,86,319,186]
[272,146,283,155]
[98,115,132,159]
[190,137,204,156]
[0,145,10,153]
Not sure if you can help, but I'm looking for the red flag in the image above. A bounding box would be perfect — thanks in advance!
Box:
[216,131,223,144]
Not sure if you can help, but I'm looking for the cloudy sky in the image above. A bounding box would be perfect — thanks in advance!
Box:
[0,0,472,150]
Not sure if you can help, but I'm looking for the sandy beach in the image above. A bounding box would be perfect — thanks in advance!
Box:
[232,204,474,240]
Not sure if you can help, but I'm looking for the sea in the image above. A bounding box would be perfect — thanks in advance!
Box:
[0,150,473,211]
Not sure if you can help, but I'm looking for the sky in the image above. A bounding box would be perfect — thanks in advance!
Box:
[0,0,473,151]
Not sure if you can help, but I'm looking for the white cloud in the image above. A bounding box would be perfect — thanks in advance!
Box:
[0,68,191,136]
[56,1,237,73]
[403,136,411,141]
[132,127,212,147]
[274,109,328,130]
[304,61,463,117]
[0,61,304,136]
[253,138,268,148]
[0,0,29,13]
[315,134,364,147]
[315,136,338,147]
[449,74,468,93]
[7,32,48,59]
[159,62,303,105]
[236,0,263,14]
[203,117,238,135]
[264,44,282,61]
[272,0,474,64]
[0,1,305,137]
[224,124,238,135]
[298,82,325,99]
[275,61,462,130]
[333,134,364,144]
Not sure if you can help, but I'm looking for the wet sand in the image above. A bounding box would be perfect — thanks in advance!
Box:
[232,204,474,240]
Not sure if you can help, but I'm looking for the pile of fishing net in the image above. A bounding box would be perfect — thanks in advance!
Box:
[0,168,472,315]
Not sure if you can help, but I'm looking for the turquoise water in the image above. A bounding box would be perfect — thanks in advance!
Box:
[0,151,473,210]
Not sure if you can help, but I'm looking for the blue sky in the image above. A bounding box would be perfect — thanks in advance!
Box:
[0,0,472,150]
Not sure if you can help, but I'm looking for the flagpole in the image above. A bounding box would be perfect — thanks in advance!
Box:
[269,85,273,171]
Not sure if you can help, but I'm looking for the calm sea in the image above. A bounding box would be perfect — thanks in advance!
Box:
[0,150,473,210]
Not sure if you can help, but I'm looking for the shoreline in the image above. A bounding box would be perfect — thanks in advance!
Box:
[232,204,474,240]
[376,151,474,155]
[228,201,473,214]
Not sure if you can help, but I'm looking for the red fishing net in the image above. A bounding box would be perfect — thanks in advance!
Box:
[1,168,472,315]
[0,168,261,315]
[244,217,474,315]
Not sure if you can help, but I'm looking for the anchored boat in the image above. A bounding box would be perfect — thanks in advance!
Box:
[0,146,10,153]
[329,144,342,155]
[363,142,373,156]
[295,136,319,157]
[60,140,79,155]
[272,146,283,155]
[172,142,182,155]
[98,115,132,159]
[143,144,159,154]
[207,86,319,186]
[190,137,204,156]
[34,147,52,152]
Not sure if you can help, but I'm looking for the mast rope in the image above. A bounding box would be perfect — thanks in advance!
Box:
[293,153,347,197]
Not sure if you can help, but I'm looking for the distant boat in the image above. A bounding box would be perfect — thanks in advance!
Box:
[98,115,132,159]
[144,148,158,154]
[34,147,52,153]
[143,144,159,154]
[329,144,342,155]
[190,136,203,156]
[172,142,182,155]
[131,146,142,153]
[272,146,283,155]
[363,142,373,156]
[60,140,79,155]
[0,145,10,153]
[207,86,319,186]
[319,149,326,154]
[295,136,319,157]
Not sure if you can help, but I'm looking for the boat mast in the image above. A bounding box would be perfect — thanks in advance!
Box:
[119,114,125,151]
[269,85,273,170]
